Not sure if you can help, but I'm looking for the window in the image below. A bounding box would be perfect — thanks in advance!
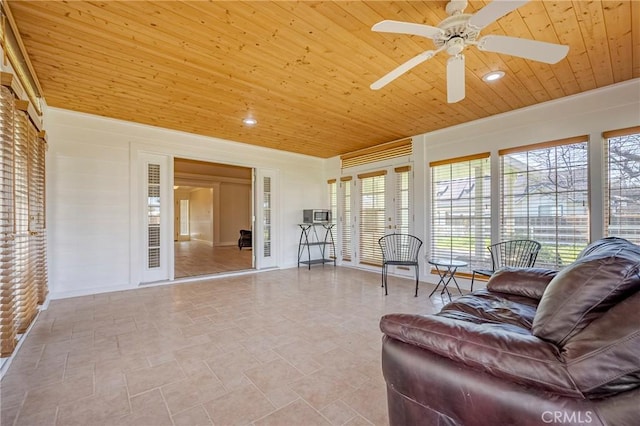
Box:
[179,199,189,236]
[500,136,589,268]
[328,179,337,258]
[340,177,352,261]
[147,163,161,268]
[263,176,272,258]
[328,179,337,227]
[359,171,386,266]
[1,85,18,357]
[0,79,48,358]
[604,127,640,244]
[430,154,491,270]
[395,166,411,235]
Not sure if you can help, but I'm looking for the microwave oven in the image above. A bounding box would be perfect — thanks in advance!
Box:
[303,209,331,223]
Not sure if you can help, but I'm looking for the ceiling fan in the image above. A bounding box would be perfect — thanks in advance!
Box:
[370,0,569,103]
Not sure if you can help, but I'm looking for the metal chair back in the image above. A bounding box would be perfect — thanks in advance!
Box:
[378,234,423,296]
[379,233,423,265]
[470,239,541,291]
[489,239,542,270]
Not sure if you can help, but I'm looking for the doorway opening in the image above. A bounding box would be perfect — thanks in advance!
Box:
[174,158,253,278]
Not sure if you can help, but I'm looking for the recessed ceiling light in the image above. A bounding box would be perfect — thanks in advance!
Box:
[242,117,257,126]
[482,71,505,82]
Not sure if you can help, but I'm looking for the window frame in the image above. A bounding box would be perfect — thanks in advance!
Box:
[430,153,491,273]
[339,176,353,262]
[358,170,387,266]
[499,136,590,269]
[603,126,640,244]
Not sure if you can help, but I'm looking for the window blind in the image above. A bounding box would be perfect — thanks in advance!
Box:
[328,179,337,258]
[340,176,352,261]
[13,104,37,333]
[430,154,491,270]
[34,131,47,303]
[500,137,589,268]
[147,164,161,269]
[358,171,386,266]
[0,84,17,356]
[341,139,412,169]
[603,126,640,244]
[0,71,48,359]
[395,166,411,234]
[263,176,272,257]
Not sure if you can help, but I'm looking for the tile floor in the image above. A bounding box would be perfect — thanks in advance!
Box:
[1,267,452,426]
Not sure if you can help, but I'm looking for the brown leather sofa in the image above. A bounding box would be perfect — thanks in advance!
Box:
[380,237,640,426]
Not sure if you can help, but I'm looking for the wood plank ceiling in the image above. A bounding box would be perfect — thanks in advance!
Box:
[6,1,639,158]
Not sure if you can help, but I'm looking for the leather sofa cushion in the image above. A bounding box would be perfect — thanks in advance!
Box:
[487,267,557,300]
[563,290,640,397]
[439,291,538,332]
[380,313,582,397]
[533,237,640,346]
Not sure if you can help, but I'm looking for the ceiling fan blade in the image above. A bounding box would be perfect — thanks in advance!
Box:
[372,20,444,40]
[468,0,530,31]
[447,54,465,103]
[371,50,437,90]
[477,35,569,64]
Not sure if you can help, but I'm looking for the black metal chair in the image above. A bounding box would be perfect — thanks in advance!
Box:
[471,239,542,291]
[378,234,423,297]
[238,229,252,250]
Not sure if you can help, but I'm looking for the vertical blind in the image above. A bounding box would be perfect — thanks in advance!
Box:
[0,79,48,357]
[358,171,386,266]
[430,154,491,270]
[340,176,352,261]
[500,136,589,269]
[604,127,640,244]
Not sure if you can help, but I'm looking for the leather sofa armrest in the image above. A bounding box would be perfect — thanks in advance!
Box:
[487,267,558,300]
[380,313,582,397]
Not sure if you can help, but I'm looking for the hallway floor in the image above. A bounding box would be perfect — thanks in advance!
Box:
[174,240,253,278]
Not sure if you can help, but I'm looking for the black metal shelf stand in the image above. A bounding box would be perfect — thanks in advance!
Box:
[297,223,336,269]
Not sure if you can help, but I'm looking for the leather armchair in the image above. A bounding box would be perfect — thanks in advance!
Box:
[380,237,640,426]
[238,229,252,250]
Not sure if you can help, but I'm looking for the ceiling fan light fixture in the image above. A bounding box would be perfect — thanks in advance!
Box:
[482,70,505,82]
[242,117,257,126]
[370,0,569,101]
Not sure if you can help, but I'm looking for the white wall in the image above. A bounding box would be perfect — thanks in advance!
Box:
[47,129,132,295]
[219,182,251,245]
[189,188,214,243]
[45,80,639,298]
[325,79,640,288]
[46,108,325,299]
